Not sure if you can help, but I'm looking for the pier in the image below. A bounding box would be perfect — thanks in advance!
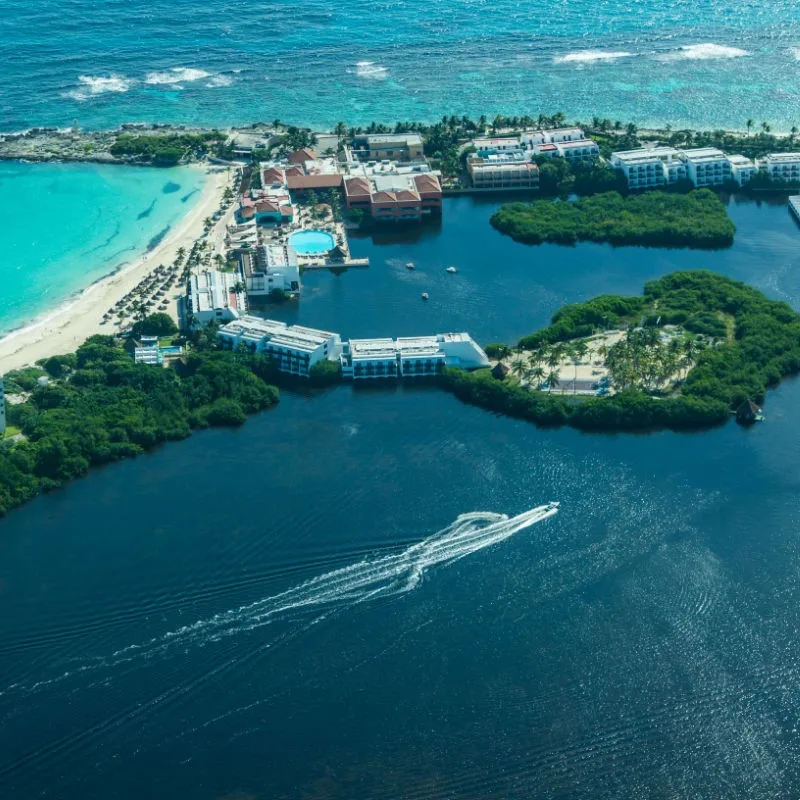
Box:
[789,196,800,223]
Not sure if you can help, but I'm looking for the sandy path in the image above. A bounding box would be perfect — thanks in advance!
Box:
[0,163,232,372]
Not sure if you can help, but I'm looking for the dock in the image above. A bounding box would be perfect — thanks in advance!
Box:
[789,196,800,222]
[301,257,370,271]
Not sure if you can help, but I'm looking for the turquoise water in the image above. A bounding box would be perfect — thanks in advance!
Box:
[0,0,798,131]
[0,162,206,335]
[2,198,800,798]
[290,229,336,254]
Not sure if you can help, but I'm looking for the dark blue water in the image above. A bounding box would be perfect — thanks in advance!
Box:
[2,197,800,798]
[1,0,800,131]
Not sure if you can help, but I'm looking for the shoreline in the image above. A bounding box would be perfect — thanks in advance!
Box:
[0,162,231,372]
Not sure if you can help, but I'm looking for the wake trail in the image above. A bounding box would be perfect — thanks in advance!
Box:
[3,504,558,696]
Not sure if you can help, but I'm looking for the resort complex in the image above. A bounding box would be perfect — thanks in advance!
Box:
[216,317,489,379]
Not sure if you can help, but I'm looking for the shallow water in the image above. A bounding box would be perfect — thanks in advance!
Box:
[0,162,206,335]
[2,197,800,797]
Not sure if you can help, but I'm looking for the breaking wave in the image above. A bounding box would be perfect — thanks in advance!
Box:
[65,74,133,101]
[350,60,389,80]
[555,50,634,64]
[144,67,212,85]
[659,43,749,61]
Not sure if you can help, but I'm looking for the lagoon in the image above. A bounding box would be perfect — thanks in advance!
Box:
[2,196,800,797]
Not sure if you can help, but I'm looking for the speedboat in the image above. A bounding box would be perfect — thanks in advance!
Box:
[446,266,457,273]
[421,292,429,300]
[406,261,415,270]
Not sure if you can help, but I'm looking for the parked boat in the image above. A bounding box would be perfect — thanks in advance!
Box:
[446,266,457,274]
[421,292,429,300]
[406,262,415,270]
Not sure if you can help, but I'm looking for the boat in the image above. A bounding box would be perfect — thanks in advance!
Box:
[406,261,415,270]
[446,266,457,273]
[421,292,429,300]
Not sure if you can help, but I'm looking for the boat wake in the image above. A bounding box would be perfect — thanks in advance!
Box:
[5,504,558,695]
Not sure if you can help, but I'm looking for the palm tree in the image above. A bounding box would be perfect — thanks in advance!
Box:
[546,369,561,393]
[528,365,546,389]
[746,119,753,135]
[761,121,771,134]
[510,357,527,380]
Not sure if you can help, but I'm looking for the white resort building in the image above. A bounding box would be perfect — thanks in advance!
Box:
[187,270,246,326]
[217,317,342,377]
[610,147,687,189]
[340,332,489,379]
[133,336,162,365]
[679,148,732,187]
[761,153,800,183]
[242,244,301,300]
[553,139,600,161]
[727,155,757,186]
[216,319,489,380]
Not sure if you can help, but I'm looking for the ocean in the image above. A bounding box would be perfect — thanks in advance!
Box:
[0,0,799,132]
[2,197,800,797]
[0,161,206,336]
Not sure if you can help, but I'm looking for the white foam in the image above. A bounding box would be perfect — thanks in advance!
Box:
[144,67,211,85]
[205,74,233,88]
[65,74,133,101]
[790,47,800,61]
[659,43,749,61]
[350,61,389,80]
[5,505,558,695]
[555,50,634,64]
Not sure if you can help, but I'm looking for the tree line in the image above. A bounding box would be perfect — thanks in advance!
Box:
[490,190,736,249]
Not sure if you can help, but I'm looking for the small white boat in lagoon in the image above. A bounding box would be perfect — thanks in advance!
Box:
[421,292,429,300]
[446,266,457,273]
[406,261,415,270]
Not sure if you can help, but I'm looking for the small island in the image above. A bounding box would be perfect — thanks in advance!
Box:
[490,190,736,249]
[442,271,800,432]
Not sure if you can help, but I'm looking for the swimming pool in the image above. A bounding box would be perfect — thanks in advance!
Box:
[290,229,335,255]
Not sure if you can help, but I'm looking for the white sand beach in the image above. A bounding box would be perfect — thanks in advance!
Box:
[0,163,231,373]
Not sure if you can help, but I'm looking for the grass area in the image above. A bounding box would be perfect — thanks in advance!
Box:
[3,425,21,438]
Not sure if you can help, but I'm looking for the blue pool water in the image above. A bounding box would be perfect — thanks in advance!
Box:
[290,229,336,255]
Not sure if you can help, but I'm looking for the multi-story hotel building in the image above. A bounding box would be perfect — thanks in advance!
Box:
[241,244,300,299]
[760,153,800,184]
[679,148,732,187]
[351,134,425,162]
[339,333,489,379]
[726,155,757,186]
[343,163,442,222]
[186,270,246,326]
[472,137,526,157]
[610,147,687,189]
[554,139,601,161]
[467,154,539,190]
[217,317,342,377]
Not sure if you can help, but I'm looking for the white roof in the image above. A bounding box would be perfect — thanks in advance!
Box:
[765,152,800,163]
[556,138,598,149]
[612,147,680,164]
[219,316,335,348]
[727,154,755,166]
[680,147,726,162]
[189,270,240,314]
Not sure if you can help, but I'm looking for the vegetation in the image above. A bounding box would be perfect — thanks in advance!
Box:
[309,359,342,386]
[0,336,279,517]
[109,132,226,166]
[491,190,735,249]
[130,312,179,338]
[442,271,800,432]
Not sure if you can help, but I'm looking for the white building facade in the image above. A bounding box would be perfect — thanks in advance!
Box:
[187,270,246,326]
[610,147,687,189]
[727,155,757,186]
[761,153,800,183]
[244,244,301,299]
[217,317,342,377]
[679,148,732,187]
[340,332,489,379]
[555,139,601,161]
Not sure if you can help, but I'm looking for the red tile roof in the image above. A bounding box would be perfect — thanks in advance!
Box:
[255,200,280,213]
[279,205,293,216]
[413,173,441,193]
[288,147,316,164]
[261,168,285,185]
[344,177,371,197]
[239,206,256,219]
